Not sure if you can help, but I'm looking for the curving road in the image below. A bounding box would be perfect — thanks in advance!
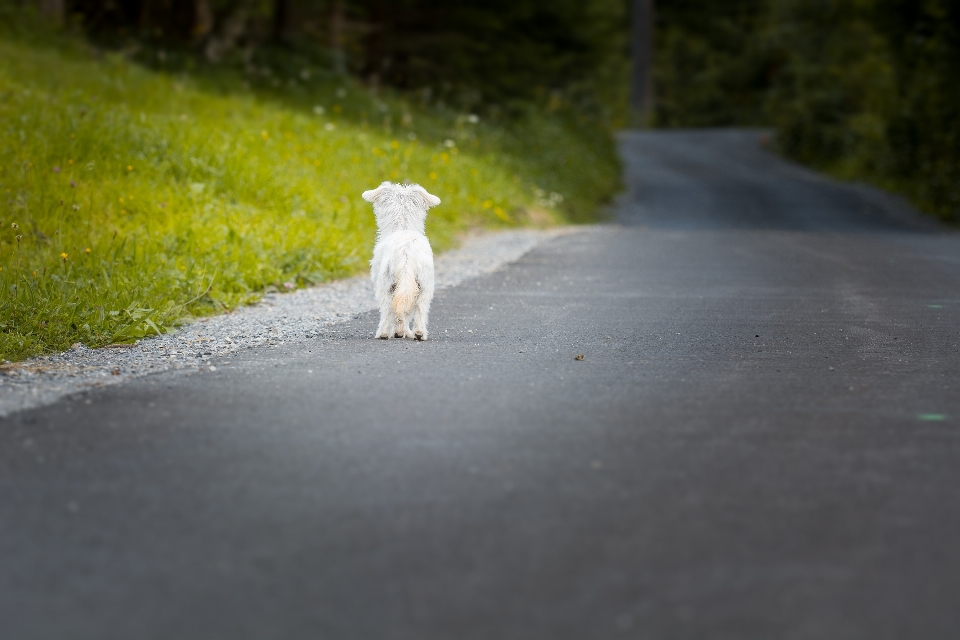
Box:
[3,130,959,639]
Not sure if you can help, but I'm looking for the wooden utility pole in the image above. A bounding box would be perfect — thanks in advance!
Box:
[630,0,654,124]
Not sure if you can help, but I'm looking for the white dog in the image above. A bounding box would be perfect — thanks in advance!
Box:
[362,182,441,340]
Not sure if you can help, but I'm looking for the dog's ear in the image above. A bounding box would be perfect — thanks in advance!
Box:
[362,181,393,203]
[410,184,441,208]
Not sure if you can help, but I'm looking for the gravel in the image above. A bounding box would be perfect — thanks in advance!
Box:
[0,228,569,417]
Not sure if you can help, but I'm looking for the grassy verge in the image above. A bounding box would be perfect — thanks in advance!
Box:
[0,17,620,362]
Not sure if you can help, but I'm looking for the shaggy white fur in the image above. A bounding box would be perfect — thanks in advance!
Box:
[362,181,441,340]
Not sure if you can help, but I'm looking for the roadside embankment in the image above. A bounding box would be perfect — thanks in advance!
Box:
[0,19,619,362]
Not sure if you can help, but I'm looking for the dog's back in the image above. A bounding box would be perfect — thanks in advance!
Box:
[372,230,434,318]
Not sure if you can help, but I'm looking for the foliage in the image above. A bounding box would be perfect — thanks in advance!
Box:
[54,0,631,130]
[654,0,771,127]
[0,7,620,361]
[654,0,960,223]
[765,0,960,223]
[352,0,632,127]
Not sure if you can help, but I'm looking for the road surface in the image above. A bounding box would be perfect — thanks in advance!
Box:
[3,130,959,639]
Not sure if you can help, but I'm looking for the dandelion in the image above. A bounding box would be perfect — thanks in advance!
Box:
[68,159,74,164]
[481,199,492,209]
[261,130,269,140]
[119,198,124,203]
[390,140,400,149]
[60,252,68,261]
[127,165,133,171]
[85,247,91,253]
[70,133,75,139]
[429,172,438,180]
[33,270,37,277]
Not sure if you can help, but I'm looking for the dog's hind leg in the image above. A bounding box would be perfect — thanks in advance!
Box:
[375,282,395,339]
[375,307,393,339]
[412,297,430,341]
[394,311,415,339]
[412,268,433,341]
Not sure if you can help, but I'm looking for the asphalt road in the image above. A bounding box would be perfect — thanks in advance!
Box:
[3,130,959,639]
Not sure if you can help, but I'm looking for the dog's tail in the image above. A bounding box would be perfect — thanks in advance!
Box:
[392,268,419,318]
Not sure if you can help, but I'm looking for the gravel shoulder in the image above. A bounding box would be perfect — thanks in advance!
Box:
[0,228,569,417]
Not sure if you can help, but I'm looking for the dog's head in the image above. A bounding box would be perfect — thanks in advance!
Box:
[362,182,441,235]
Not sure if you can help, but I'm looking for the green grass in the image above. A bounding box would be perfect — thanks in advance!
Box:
[0,19,620,362]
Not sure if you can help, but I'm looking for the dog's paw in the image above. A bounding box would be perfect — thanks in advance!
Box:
[414,331,427,341]
[376,332,391,340]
